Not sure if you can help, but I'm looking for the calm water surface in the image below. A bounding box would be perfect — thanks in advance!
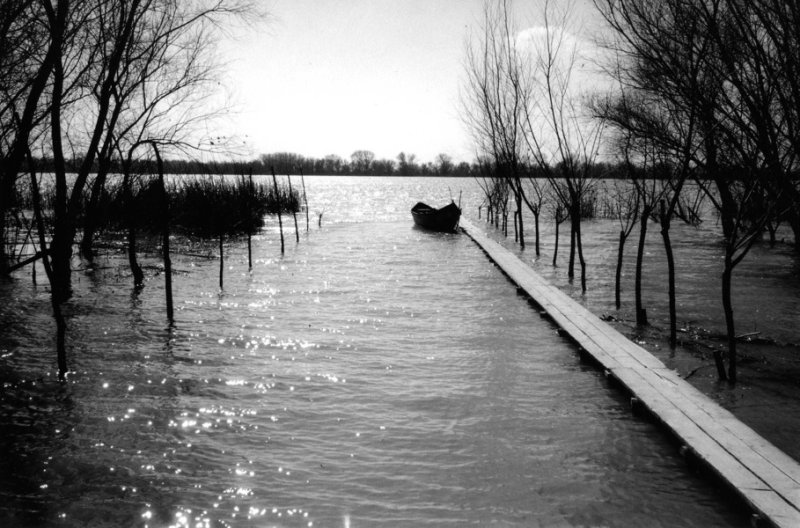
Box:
[0,177,758,526]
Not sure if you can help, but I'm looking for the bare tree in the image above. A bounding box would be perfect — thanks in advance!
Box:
[350,150,375,174]
[0,0,59,274]
[519,169,546,255]
[605,168,639,311]
[1,0,258,378]
[81,0,257,258]
[464,0,573,251]
[462,0,528,243]
[595,0,784,381]
[435,153,454,175]
[520,0,605,292]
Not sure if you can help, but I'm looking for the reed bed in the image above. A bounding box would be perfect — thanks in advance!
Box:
[14,174,301,239]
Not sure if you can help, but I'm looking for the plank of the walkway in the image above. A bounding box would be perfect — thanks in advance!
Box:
[648,367,800,502]
[625,366,800,524]
[460,218,800,528]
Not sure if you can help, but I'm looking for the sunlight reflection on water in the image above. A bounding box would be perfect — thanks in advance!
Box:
[0,177,756,527]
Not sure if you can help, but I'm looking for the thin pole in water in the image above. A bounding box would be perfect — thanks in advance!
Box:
[299,166,309,232]
[287,173,299,243]
[271,166,285,254]
[247,167,253,271]
[153,142,173,322]
[219,232,224,290]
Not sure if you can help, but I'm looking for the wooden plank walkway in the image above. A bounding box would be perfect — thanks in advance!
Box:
[460,218,800,528]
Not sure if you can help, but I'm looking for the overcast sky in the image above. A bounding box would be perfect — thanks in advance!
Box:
[218,0,600,164]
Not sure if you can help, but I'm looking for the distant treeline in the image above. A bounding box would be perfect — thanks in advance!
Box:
[20,151,670,179]
[20,151,473,176]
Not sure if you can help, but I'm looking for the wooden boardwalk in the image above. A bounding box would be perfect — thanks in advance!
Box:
[460,218,800,528]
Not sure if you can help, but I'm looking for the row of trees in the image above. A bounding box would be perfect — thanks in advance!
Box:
[258,151,473,176]
[12,151,473,177]
[464,0,800,382]
[463,0,604,293]
[15,151,652,180]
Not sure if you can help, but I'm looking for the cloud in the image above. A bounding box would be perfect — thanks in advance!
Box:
[515,24,613,96]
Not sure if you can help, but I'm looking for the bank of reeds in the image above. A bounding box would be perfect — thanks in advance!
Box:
[14,174,300,240]
[168,177,299,237]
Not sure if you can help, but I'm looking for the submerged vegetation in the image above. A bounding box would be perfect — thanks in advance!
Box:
[462,0,800,383]
[8,172,299,240]
[115,176,297,237]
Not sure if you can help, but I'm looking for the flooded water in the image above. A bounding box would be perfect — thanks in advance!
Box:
[0,176,781,527]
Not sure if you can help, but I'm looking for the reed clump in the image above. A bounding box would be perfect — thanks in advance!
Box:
[69,175,301,238]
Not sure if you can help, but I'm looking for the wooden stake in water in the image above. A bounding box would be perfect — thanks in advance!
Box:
[299,166,309,232]
[247,167,253,270]
[287,173,300,243]
[153,142,173,322]
[219,232,224,290]
[271,166,285,254]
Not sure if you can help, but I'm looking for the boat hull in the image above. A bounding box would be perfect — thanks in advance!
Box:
[411,202,461,232]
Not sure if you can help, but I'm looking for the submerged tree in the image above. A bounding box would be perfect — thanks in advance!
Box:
[605,168,639,311]
[520,0,605,291]
[0,1,60,275]
[462,0,556,251]
[2,0,258,378]
[595,0,788,381]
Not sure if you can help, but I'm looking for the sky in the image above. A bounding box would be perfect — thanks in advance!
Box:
[217,0,601,164]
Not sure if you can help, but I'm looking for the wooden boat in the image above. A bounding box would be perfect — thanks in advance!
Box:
[411,201,461,232]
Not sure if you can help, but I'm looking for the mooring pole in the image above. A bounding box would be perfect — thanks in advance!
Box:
[299,166,309,232]
[247,167,253,270]
[287,173,300,243]
[270,166,285,254]
[153,142,173,322]
[219,232,224,290]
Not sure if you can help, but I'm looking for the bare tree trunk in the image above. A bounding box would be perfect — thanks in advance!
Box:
[516,191,525,249]
[271,166,285,254]
[154,144,173,322]
[28,152,68,379]
[81,130,121,258]
[534,211,540,256]
[287,174,299,243]
[766,221,777,246]
[575,213,587,292]
[716,179,739,381]
[568,221,576,279]
[721,253,736,382]
[514,211,519,242]
[635,209,649,325]
[123,170,144,286]
[789,215,800,252]
[31,173,65,377]
[247,169,253,270]
[300,167,309,232]
[48,10,72,304]
[615,230,625,310]
[0,175,12,275]
[659,200,677,347]
[553,217,560,267]
[81,172,108,258]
